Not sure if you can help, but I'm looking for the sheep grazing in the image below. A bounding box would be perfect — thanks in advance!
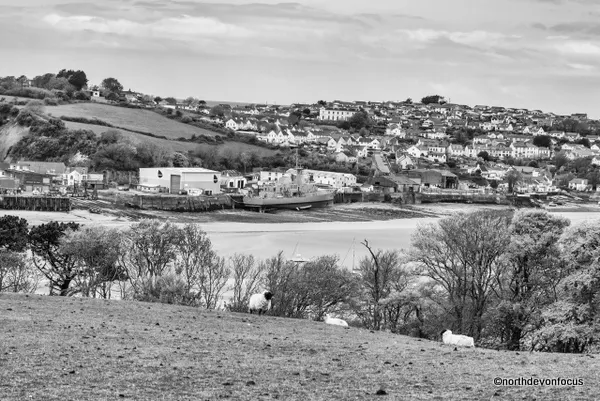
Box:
[324,314,349,327]
[441,329,475,347]
[248,291,273,315]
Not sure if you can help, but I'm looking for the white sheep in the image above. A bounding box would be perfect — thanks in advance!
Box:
[441,329,475,347]
[248,291,273,315]
[324,314,349,327]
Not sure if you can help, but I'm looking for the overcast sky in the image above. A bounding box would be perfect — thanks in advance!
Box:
[2,0,600,116]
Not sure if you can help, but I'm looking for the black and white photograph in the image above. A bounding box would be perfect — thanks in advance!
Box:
[0,0,598,399]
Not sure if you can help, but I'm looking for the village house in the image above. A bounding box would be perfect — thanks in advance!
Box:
[569,178,589,191]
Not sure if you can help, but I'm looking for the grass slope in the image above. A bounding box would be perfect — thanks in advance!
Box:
[63,121,276,157]
[1,293,596,400]
[63,121,198,153]
[47,103,217,140]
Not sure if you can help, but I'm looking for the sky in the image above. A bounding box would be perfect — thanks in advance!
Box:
[1,0,600,117]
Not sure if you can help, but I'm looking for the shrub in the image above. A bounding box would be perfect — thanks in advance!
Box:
[181,115,192,123]
[73,91,91,101]
[4,87,56,100]
[43,97,59,106]
[133,275,192,305]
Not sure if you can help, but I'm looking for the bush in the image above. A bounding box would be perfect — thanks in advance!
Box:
[181,115,192,123]
[73,91,91,101]
[133,274,192,305]
[43,97,59,106]
[3,87,56,100]
[60,116,114,127]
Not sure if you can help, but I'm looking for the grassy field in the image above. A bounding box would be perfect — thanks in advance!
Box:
[46,103,218,140]
[62,121,276,157]
[1,293,597,400]
[63,121,198,153]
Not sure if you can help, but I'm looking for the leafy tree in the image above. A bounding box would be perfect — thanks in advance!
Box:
[154,96,163,104]
[410,210,513,340]
[184,97,197,106]
[496,211,570,350]
[421,95,446,105]
[105,92,119,102]
[29,222,81,296]
[404,98,413,104]
[478,151,491,161]
[0,215,29,252]
[576,137,591,148]
[164,97,177,105]
[531,222,600,353]
[553,151,569,171]
[136,142,173,167]
[101,77,123,94]
[533,135,552,148]
[91,141,139,171]
[60,226,127,298]
[288,110,302,126]
[172,152,190,167]
[57,69,88,91]
[32,73,56,89]
[317,100,327,107]
[98,130,123,145]
[210,105,226,118]
[505,169,522,193]
[341,110,372,131]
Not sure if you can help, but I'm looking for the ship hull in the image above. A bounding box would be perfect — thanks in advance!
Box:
[242,191,334,210]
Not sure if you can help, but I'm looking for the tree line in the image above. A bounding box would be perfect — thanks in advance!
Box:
[1,209,598,353]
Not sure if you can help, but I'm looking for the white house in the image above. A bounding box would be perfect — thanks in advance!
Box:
[318,108,356,121]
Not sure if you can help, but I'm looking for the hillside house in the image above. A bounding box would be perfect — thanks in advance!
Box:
[569,178,588,191]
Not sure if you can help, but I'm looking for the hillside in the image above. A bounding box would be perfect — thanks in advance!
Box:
[46,103,218,140]
[0,122,30,159]
[1,293,595,400]
[62,121,276,158]
[63,121,199,153]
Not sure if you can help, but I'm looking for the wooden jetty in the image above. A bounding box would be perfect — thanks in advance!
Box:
[0,196,72,212]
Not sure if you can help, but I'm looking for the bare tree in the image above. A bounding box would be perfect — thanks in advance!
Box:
[198,256,229,309]
[175,224,228,308]
[352,241,408,330]
[227,254,264,312]
[0,252,40,293]
[409,210,512,340]
[121,220,182,297]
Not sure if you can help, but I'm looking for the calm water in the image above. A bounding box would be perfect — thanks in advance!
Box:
[204,211,600,268]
